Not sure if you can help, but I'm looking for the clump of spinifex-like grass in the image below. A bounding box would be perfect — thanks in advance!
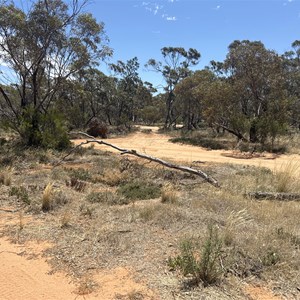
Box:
[42,183,54,211]
[161,184,179,204]
[273,160,300,193]
[0,167,13,186]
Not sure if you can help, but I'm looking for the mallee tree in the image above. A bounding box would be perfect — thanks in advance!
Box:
[0,0,111,148]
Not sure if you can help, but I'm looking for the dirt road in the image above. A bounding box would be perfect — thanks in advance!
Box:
[74,127,300,170]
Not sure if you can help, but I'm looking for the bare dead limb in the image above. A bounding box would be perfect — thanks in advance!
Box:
[65,132,220,188]
[247,191,300,201]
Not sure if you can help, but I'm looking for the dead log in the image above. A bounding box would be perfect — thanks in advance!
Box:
[61,132,220,188]
[247,191,300,201]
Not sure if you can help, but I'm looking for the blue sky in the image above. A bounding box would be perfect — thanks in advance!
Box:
[88,0,300,89]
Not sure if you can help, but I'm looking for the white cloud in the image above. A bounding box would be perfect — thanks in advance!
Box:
[213,5,221,10]
[162,14,177,21]
[166,16,177,21]
[142,2,163,15]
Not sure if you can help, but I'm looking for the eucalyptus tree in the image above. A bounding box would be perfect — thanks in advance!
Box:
[0,0,111,147]
[175,69,215,130]
[57,69,116,129]
[223,40,288,143]
[282,40,300,128]
[146,47,200,129]
[110,57,154,125]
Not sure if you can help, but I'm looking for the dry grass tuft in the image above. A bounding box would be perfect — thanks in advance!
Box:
[224,209,252,246]
[273,160,300,193]
[42,182,54,211]
[0,167,13,186]
[60,210,72,228]
[94,168,127,186]
[161,184,179,204]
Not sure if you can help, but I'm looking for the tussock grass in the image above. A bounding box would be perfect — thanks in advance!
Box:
[0,167,13,186]
[273,160,300,193]
[161,184,179,204]
[93,168,127,186]
[42,183,54,211]
[223,209,253,246]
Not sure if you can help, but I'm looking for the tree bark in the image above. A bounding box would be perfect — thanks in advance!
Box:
[247,191,300,201]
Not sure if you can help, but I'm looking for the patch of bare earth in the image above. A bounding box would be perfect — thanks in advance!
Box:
[245,285,284,300]
[72,127,299,170]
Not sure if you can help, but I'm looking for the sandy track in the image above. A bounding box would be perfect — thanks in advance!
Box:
[74,128,300,170]
[0,239,78,300]
[0,210,155,300]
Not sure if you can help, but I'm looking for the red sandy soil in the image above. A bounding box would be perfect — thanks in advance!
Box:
[73,126,299,171]
[1,127,291,300]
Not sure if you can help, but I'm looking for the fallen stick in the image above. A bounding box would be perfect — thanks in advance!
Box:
[247,191,300,201]
[59,132,220,188]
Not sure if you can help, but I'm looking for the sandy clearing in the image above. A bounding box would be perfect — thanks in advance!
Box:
[244,285,283,300]
[0,211,155,300]
[0,238,78,300]
[73,128,300,171]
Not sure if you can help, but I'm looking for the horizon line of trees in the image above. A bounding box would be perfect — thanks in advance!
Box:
[1,0,300,149]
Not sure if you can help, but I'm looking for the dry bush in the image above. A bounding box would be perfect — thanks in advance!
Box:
[87,119,108,138]
[93,168,127,186]
[0,167,13,186]
[161,184,179,204]
[60,210,71,228]
[67,177,87,192]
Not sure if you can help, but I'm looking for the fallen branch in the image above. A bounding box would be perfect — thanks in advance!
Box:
[247,191,300,201]
[62,132,220,188]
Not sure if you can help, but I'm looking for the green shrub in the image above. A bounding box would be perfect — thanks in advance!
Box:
[168,224,223,286]
[117,181,161,200]
[19,108,71,150]
[68,168,92,181]
[9,186,30,204]
[169,137,228,150]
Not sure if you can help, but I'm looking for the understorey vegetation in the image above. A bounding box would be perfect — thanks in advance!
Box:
[0,139,299,299]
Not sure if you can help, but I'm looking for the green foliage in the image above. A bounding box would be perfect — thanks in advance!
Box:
[9,186,30,205]
[170,137,229,150]
[168,225,223,286]
[262,248,280,266]
[20,108,71,150]
[68,168,92,182]
[117,181,161,200]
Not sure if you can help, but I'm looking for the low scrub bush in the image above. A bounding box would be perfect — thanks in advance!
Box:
[117,181,161,200]
[169,137,229,150]
[168,224,223,286]
[86,191,129,205]
[68,168,92,181]
[9,186,30,204]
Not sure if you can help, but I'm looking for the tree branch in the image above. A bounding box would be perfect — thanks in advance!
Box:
[62,132,220,188]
